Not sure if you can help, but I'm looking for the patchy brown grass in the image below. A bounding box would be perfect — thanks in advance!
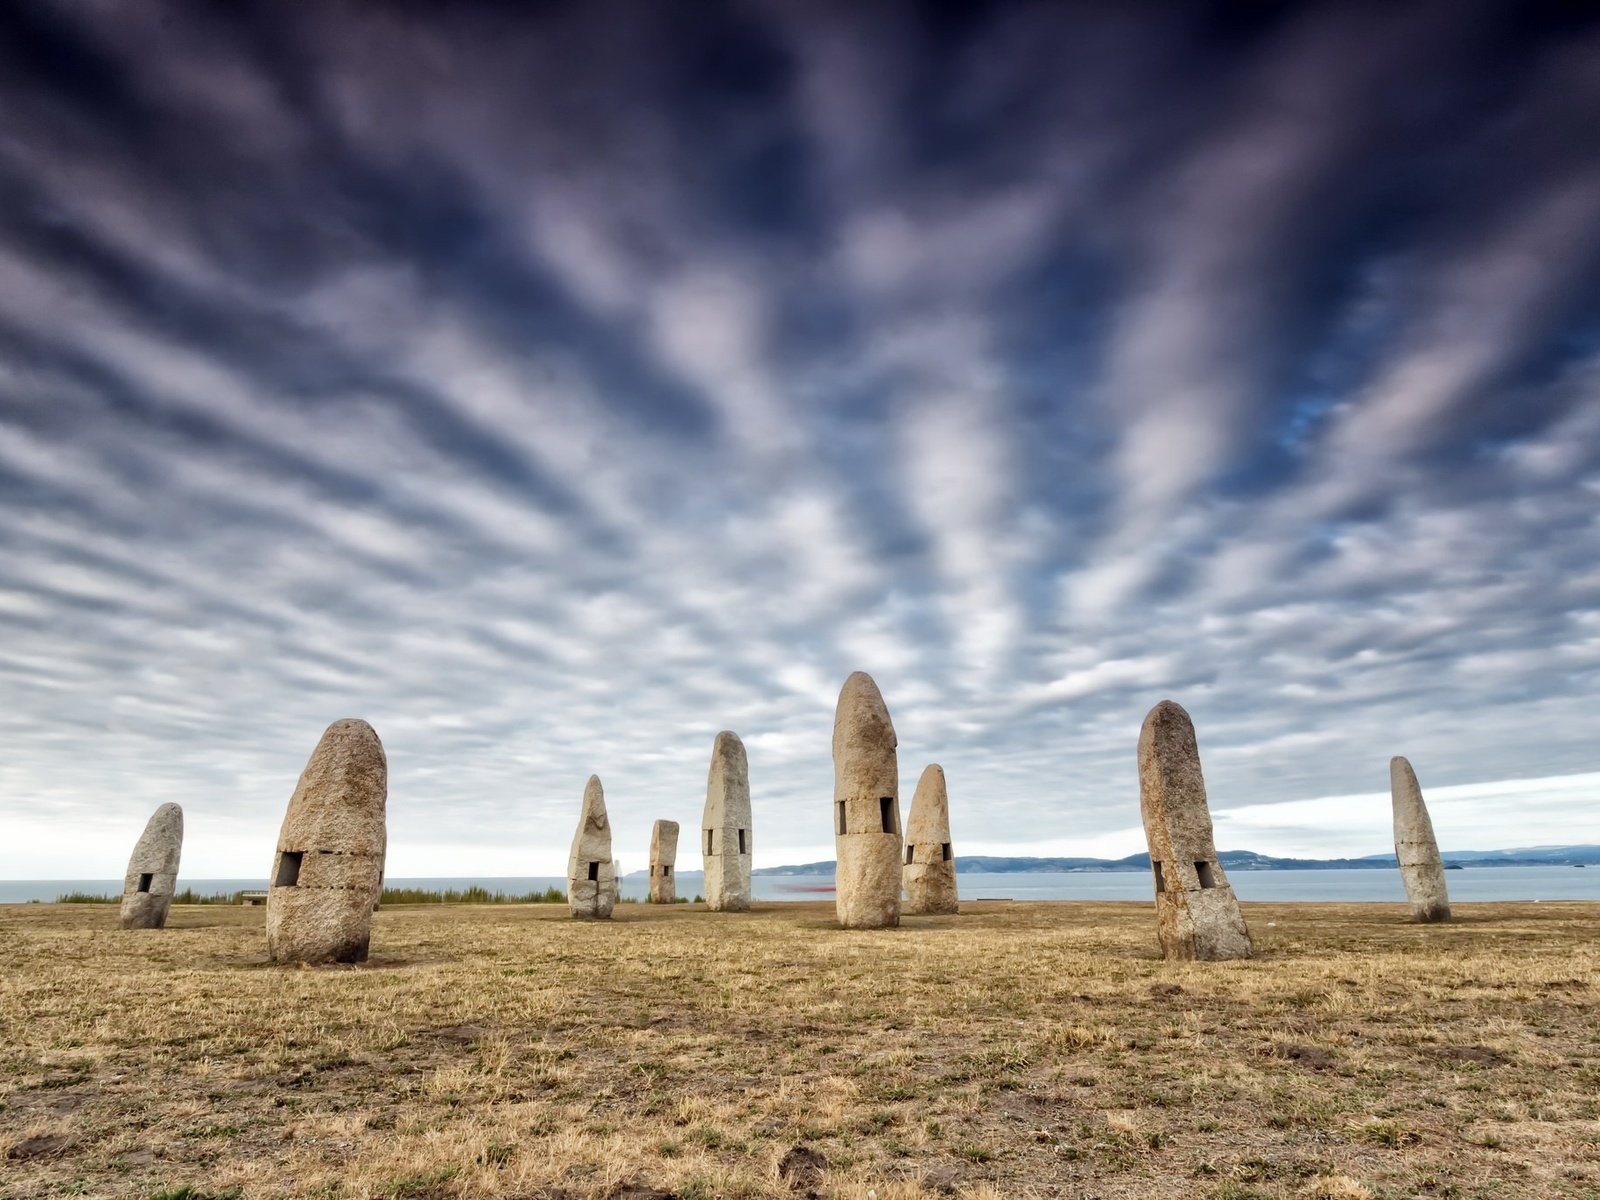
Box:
[1,899,1598,1199]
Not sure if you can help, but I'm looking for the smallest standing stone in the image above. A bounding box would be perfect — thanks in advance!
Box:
[120,803,183,930]
[903,765,958,914]
[568,775,615,920]
[649,820,680,904]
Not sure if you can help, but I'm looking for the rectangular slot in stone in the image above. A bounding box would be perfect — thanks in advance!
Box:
[137,873,153,894]
[905,846,913,865]
[941,842,952,862]
[663,865,671,877]
[705,829,714,856]
[275,851,303,888]
[836,800,847,836]
[738,829,747,855]
[879,796,895,834]
[1153,860,1165,893]
[1196,860,1216,889]
[587,861,599,882]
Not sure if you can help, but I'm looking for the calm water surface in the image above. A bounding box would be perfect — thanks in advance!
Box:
[4,865,1597,904]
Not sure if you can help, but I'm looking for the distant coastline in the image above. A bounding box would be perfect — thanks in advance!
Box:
[751,845,1600,877]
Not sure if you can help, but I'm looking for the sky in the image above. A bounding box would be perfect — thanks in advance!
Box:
[1,0,1598,880]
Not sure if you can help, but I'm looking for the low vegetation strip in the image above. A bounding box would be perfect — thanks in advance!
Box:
[377,885,569,905]
[1,901,1597,1199]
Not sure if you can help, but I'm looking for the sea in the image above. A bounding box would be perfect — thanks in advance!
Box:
[4,865,1598,904]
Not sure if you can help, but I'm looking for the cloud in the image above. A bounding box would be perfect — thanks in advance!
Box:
[0,1,1597,879]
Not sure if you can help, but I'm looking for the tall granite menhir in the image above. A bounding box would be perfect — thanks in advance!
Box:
[701,732,751,911]
[1391,756,1451,922]
[903,764,957,914]
[120,802,183,930]
[1138,700,1252,961]
[649,820,680,904]
[267,719,387,964]
[833,671,902,928]
[568,776,615,919]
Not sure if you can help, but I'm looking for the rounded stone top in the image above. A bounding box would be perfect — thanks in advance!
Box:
[277,718,387,854]
[1142,699,1192,731]
[148,801,184,828]
[833,670,898,796]
[834,672,895,743]
[1390,754,1412,769]
[129,802,184,870]
[713,730,744,751]
[324,717,382,742]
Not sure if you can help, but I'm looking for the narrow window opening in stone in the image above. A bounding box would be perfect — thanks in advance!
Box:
[663,865,671,877]
[738,828,747,854]
[905,846,913,865]
[275,851,303,888]
[587,861,599,882]
[137,873,153,893]
[1196,860,1216,889]
[941,842,952,862]
[705,829,714,856]
[1152,860,1165,893]
[879,796,895,833]
[836,800,847,836]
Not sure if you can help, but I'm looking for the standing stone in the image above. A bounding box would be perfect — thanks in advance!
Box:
[266,719,387,964]
[1138,700,1252,962]
[649,820,680,904]
[701,732,752,911]
[568,775,615,919]
[833,671,902,928]
[1391,756,1451,922]
[120,802,183,930]
[903,765,958,915]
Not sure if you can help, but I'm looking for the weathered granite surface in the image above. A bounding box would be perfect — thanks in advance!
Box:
[832,671,902,928]
[120,802,183,930]
[701,731,752,911]
[1138,700,1252,962]
[649,820,680,904]
[568,775,615,919]
[266,719,387,964]
[1391,756,1451,923]
[903,764,958,915]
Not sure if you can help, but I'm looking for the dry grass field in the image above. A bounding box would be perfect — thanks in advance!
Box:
[2,899,1598,1200]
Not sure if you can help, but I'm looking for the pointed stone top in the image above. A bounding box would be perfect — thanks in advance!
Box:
[906,764,950,845]
[571,775,612,864]
[581,775,608,831]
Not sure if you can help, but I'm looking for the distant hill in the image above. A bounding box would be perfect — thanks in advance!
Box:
[747,845,1600,876]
